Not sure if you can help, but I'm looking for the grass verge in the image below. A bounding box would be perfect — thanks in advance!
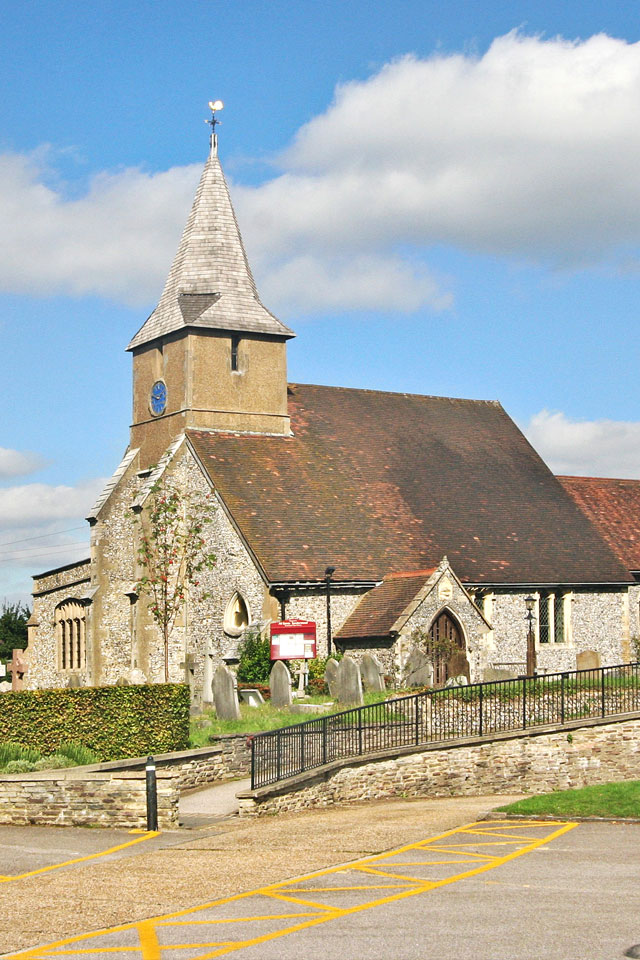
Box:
[497,780,640,819]
[190,690,389,744]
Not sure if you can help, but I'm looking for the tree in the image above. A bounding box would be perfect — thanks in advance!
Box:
[133,476,217,682]
[0,601,30,663]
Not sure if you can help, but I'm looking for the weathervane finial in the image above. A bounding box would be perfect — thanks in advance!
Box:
[205,100,224,155]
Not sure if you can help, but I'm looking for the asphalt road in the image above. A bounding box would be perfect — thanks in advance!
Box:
[5,819,639,960]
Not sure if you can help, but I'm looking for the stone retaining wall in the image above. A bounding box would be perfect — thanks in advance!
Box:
[0,770,178,829]
[0,736,251,830]
[237,714,640,817]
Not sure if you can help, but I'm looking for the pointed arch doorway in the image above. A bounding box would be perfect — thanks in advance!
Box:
[427,610,469,686]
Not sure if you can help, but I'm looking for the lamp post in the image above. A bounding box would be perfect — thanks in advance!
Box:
[324,566,336,656]
[525,596,536,677]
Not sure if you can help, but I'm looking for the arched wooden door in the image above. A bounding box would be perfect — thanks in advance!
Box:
[427,611,469,686]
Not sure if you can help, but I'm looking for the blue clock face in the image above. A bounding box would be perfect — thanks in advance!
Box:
[150,380,167,416]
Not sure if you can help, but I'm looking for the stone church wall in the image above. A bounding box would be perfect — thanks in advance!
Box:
[488,589,628,675]
[27,561,91,689]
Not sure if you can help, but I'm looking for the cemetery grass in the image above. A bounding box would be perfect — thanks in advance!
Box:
[190,691,389,744]
[497,780,640,819]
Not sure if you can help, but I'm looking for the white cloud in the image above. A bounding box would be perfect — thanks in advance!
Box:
[0,447,46,479]
[0,150,200,306]
[523,410,640,478]
[3,32,640,313]
[0,477,105,529]
[0,476,106,604]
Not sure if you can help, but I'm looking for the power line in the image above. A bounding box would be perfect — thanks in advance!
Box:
[0,525,86,549]
[0,542,89,564]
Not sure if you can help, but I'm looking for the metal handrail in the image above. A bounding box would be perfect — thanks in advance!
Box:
[250,661,640,789]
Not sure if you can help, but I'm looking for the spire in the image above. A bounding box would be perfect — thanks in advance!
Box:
[127,144,294,352]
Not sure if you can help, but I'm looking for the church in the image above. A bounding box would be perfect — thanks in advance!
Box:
[24,120,640,702]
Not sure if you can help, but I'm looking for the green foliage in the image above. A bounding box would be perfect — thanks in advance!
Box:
[5,759,36,773]
[0,601,30,662]
[498,780,640,819]
[133,474,217,681]
[0,742,41,765]
[0,684,190,761]
[237,630,272,684]
[57,741,99,766]
[33,755,75,771]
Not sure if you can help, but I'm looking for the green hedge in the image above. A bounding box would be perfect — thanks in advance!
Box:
[0,684,190,761]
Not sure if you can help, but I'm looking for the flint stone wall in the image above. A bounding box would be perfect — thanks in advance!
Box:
[0,737,251,829]
[237,714,640,817]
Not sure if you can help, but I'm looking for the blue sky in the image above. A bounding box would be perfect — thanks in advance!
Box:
[1,0,640,602]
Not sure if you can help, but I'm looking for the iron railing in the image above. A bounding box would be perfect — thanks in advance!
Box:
[250,661,640,789]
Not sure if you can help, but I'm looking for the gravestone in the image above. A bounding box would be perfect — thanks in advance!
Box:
[270,660,292,708]
[7,648,28,692]
[212,664,241,720]
[67,673,85,689]
[115,675,130,686]
[336,656,363,706]
[0,681,11,693]
[403,646,434,688]
[445,674,468,687]
[576,650,601,671]
[360,653,385,693]
[324,658,340,698]
[239,688,266,708]
[483,667,517,681]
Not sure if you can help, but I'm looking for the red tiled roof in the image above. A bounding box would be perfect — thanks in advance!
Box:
[335,573,433,640]
[558,476,640,572]
[187,384,632,585]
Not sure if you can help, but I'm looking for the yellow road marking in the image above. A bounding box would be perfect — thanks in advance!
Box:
[159,914,319,925]
[136,920,161,960]
[416,846,498,860]
[283,884,416,892]
[457,828,544,841]
[353,866,433,884]
[0,831,159,883]
[6,820,577,960]
[264,892,338,911]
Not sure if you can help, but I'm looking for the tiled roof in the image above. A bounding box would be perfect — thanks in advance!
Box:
[335,572,435,640]
[187,383,631,585]
[558,475,640,572]
[127,149,294,350]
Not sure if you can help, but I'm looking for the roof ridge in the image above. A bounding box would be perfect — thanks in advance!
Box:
[559,474,640,484]
[383,568,436,580]
[288,382,502,406]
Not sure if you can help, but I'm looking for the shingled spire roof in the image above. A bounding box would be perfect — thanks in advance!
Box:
[127,145,294,351]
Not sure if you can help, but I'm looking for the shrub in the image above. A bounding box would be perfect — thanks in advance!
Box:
[33,755,75,771]
[0,684,190,761]
[4,759,36,773]
[56,741,99,766]
[237,630,272,684]
[0,742,41,765]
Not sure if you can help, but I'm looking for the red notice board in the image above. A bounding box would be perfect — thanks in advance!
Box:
[270,620,317,660]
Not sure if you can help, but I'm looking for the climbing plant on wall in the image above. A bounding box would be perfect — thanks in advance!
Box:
[133,475,217,682]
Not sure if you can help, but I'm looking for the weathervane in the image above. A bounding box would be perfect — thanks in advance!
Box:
[206,100,224,155]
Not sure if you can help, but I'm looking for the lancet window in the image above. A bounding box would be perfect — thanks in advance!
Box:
[56,600,86,671]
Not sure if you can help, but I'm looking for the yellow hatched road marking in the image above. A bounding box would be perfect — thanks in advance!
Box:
[158,914,320,925]
[0,831,159,884]
[282,884,416,892]
[6,820,577,960]
[414,846,498,860]
[457,829,544,841]
[352,866,434,884]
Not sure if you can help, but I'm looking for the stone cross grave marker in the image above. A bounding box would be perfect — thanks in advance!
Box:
[270,660,292,708]
[7,649,28,692]
[336,656,363,706]
[360,653,385,693]
[403,646,434,688]
[212,664,241,720]
[180,653,196,699]
[324,658,340,698]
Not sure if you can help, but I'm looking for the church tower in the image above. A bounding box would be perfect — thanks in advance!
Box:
[127,109,295,467]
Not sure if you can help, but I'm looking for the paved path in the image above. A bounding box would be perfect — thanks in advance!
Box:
[179,779,251,827]
[4,819,640,959]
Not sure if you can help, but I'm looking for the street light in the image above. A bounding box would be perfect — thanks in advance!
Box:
[324,566,336,656]
[525,595,536,677]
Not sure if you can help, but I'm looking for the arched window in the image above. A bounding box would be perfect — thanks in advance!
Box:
[55,600,86,672]
[223,592,250,637]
